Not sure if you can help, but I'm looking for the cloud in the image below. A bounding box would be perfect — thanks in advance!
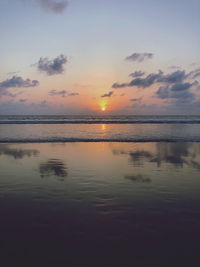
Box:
[125,53,154,63]
[68,92,79,96]
[156,82,195,103]
[101,91,114,98]
[19,99,27,103]
[0,76,39,98]
[111,66,200,110]
[130,97,142,102]
[158,70,186,83]
[38,0,68,14]
[0,76,39,89]
[49,89,67,97]
[0,91,18,98]
[37,54,67,75]
[168,65,181,70]
[112,69,199,89]
[187,68,200,79]
[7,71,20,76]
[113,71,163,89]
[49,90,79,97]
[129,71,145,78]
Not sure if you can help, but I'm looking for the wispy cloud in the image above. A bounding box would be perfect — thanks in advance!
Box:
[130,97,142,102]
[125,53,154,63]
[101,91,114,98]
[129,71,145,78]
[168,65,180,70]
[49,89,67,97]
[187,68,200,79]
[19,99,27,103]
[37,54,67,76]
[49,90,79,97]
[7,71,20,76]
[68,92,79,96]
[37,0,68,14]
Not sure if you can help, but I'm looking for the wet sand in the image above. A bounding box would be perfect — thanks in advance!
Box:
[0,142,200,266]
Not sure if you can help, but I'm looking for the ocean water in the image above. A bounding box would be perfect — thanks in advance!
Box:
[0,115,200,142]
[0,115,200,266]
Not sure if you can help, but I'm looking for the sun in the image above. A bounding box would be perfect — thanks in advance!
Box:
[101,107,106,111]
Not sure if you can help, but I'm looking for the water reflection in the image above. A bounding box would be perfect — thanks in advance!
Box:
[124,174,151,183]
[152,142,190,167]
[101,124,106,131]
[0,144,39,159]
[39,159,68,181]
[129,151,153,165]
[112,142,200,169]
[0,142,200,266]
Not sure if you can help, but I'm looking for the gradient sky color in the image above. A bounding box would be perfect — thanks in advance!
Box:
[0,0,200,114]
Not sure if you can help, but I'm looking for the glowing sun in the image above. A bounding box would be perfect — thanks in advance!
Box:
[101,107,106,111]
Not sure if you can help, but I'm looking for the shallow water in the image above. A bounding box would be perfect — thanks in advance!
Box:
[0,142,200,266]
[1,122,200,142]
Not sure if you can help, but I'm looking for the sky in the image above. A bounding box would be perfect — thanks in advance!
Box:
[0,0,200,115]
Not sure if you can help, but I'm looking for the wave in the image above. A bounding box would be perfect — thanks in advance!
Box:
[1,137,200,143]
[1,119,200,124]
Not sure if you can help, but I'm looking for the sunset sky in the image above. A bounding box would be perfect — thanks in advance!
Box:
[0,0,200,115]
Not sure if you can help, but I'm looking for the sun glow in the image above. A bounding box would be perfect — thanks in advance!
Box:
[101,107,105,111]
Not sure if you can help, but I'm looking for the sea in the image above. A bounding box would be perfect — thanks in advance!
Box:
[1,115,200,142]
[0,115,200,266]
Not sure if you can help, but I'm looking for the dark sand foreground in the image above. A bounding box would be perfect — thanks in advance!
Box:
[0,142,200,266]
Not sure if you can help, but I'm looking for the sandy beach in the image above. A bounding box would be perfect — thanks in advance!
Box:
[1,141,200,266]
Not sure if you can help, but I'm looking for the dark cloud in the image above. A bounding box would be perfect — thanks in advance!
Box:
[49,89,67,97]
[0,76,39,89]
[130,97,142,102]
[101,91,114,98]
[49,90,79,97]
[0,76,39,99]
[19,99,27,103]
[112,65,200,108]
[68,92,79,96]
[37,54,67,75]
[156,82,195,103]
[129,71,145,78]
[112,68,199,90]
[40,100,48,106]
[125,53,154,63]
[0,91,18,98]
[158,70,186,83]
[187,68,200,79]
[113,71,163,89]
[38,0,68,14]
[171,82,193,91]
